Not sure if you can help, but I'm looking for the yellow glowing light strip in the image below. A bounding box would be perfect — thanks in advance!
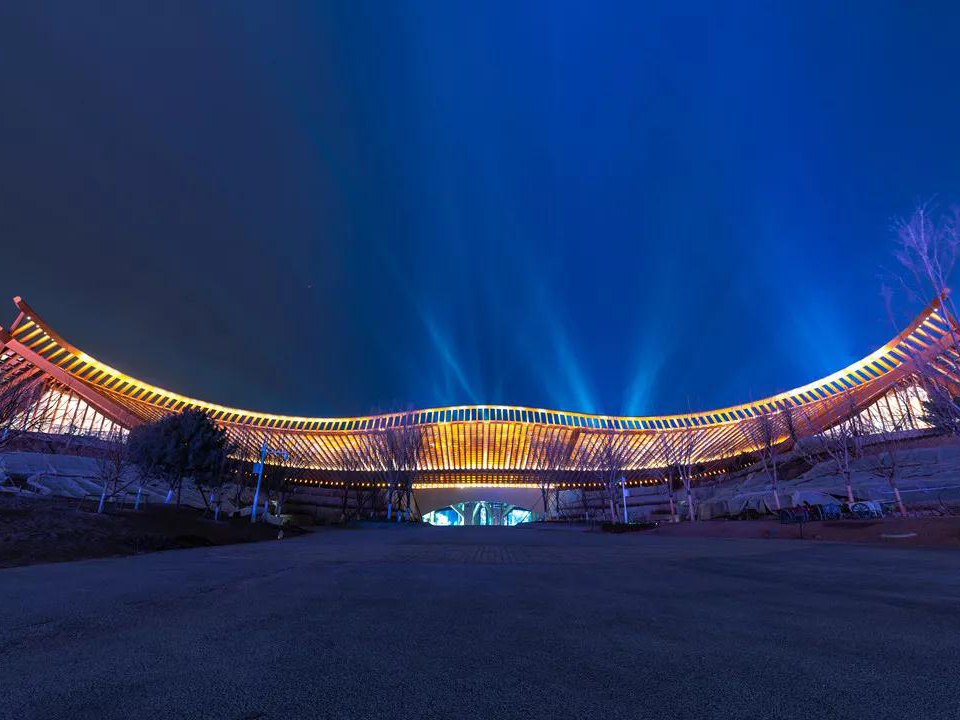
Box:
[10,294,955,433]
[412,482,545,490]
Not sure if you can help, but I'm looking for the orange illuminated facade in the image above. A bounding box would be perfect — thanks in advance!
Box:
[2,296,958,488]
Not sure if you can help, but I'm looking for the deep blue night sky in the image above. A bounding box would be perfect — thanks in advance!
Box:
[2,2,960,418]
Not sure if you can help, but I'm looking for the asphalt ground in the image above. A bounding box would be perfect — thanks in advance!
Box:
[2,524,959,720]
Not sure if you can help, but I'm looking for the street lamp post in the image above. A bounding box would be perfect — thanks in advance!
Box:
[251,440,289,523]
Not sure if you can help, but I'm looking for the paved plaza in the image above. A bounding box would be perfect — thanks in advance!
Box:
[2,525,959,719]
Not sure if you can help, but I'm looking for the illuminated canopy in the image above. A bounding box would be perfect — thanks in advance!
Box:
[2,296,958,488]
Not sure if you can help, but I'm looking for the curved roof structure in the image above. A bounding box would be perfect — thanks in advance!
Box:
[2,295,958,488]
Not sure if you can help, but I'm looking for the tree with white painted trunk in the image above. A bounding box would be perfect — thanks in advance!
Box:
[658,424,704,522]
[580,429,632,523]
[657,465,679,523]
[366,416,423,521]
[192,434,238,520]
[786,393,868,504]
[91,430,134,513]
[532,427,575,519]
[861,384,925,517]
[739,411,788,511]
[127,409,227,510]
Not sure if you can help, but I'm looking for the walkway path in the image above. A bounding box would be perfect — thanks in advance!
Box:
[2,525,958,719]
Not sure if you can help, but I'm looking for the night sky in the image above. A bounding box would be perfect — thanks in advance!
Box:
[2,2,960,419]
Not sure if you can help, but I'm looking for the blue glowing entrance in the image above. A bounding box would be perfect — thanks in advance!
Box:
[423,501,539,526]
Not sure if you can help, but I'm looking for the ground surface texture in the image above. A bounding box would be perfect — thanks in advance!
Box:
[650,514,960,547]
[0,494,282,568]
[2,524,959,720]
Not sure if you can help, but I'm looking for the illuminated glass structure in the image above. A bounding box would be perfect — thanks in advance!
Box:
[422,502,537,526]
[2,295,957,490]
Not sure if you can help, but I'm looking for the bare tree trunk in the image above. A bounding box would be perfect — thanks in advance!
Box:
[740,411,787,515]
[196,484,214,513]
[771,463,781,510]
[340,479,350,522]
[666,483,677,523]
[685,480,695,522]
[892,480,907,517]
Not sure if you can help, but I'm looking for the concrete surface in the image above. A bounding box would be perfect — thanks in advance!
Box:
[2,524,959,720]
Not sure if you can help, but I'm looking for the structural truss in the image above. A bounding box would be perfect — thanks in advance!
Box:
[2,296,959,488]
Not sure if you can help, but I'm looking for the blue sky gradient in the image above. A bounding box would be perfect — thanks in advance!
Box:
[2,2,960,417]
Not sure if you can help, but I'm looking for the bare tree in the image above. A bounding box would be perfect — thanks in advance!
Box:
[656,464,679,523]
[580,430,631,523]
[659,424,704,522]
[532,427,574,519]
[225,428,262,514]
[782,402,814,458]
[739,411,788,510]
[367,417,423,521]
[561,434,599,521]
[893,203,960,333]
[782,397,876,508]
[886,202,960,438]
[0,373,50,452]
[861,387,913,517]
[788,392,868,504]
[822,398,869,505]
[334,435,376,522]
